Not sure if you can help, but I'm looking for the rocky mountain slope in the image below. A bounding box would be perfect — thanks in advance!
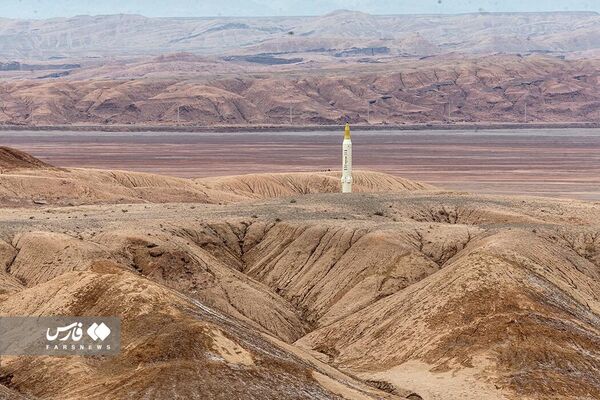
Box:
[0,149,598,399]
[0,147,53,170]
[1,10,599,128]
[1,11,599,58]
[1,54,598,126]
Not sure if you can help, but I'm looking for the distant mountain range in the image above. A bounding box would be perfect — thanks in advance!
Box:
[1,10,599,128]
[1,10,599,59]
[2,54,598,126]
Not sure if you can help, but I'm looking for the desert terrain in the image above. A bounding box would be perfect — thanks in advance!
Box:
[3,129,600,200]
[0,148,598,400]
[0,10,599,127]
[1,54,598,126]
[1,7,600,400]
[2,11,599,58]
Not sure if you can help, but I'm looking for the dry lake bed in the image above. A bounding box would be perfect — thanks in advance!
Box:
[2,128,600,200]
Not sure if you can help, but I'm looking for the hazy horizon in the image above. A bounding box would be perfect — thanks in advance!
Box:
[2,0,600,19]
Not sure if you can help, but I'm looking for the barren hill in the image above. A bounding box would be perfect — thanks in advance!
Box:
[199,171,433,199]
[1,54,599,126]
[0,150,598,399]
[0,147,53,170]
[1,10,599,127]
[1,11,599,58]
[0,264,396,400]
[0,149,431,206]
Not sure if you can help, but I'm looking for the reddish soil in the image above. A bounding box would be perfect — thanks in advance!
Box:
[0,146,53,170]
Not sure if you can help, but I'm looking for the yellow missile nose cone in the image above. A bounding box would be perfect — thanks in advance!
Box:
[344,123,351,139]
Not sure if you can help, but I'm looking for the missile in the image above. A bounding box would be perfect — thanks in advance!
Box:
[341,123,353,193]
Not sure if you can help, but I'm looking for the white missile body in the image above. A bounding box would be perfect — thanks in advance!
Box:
[341,123,353,193]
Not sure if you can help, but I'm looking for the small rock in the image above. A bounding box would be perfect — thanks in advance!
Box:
[149,249,164,257]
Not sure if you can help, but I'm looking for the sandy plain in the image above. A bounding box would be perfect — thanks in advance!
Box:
[2,128,600,199]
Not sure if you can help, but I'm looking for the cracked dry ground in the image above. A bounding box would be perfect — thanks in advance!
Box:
[0,180,599,399]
